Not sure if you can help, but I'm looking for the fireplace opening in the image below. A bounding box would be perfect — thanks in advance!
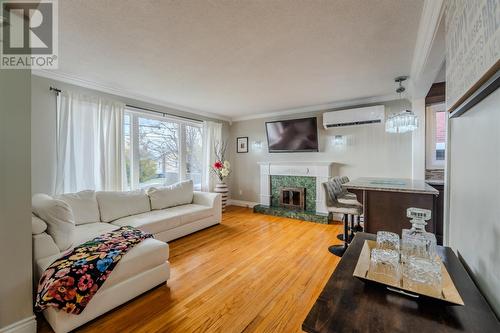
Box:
[280,187,305,210]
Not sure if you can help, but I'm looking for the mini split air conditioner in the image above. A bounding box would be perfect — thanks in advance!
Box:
[323,105,385,129]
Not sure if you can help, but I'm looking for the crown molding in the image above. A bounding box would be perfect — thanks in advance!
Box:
[231,94,398,122]
[33,69,400,123]
[409,0,445,94]
[31,69,232,122]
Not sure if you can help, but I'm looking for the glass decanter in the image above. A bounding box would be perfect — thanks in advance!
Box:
[401,208,437,262]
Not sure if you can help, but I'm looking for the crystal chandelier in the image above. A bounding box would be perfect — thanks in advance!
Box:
[385,76,418,134]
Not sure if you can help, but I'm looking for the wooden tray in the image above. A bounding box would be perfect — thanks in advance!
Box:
[353,240,464,305]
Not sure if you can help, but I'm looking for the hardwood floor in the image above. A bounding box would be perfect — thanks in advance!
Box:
[38,206,343,333]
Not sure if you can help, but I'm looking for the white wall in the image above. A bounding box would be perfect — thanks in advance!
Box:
[31,75,58,195]
[228,99,413,203]
[447,89,500,317]
[0,71,35,330]
[411,97,426,179]
[31,75,230,195]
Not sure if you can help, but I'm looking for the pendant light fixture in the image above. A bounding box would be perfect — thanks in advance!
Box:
[385,76,418,134]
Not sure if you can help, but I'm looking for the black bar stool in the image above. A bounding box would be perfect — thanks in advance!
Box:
[323,180,363,257]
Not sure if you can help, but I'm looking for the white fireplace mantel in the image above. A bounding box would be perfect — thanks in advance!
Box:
[258,161,334,214]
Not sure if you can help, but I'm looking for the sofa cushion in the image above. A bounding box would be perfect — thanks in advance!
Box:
[147,180,193,210]
[32,194,75,251]
[166,204,214,225]
[32,214,47,235]
[74,222,117,245]
[56,190,100,225]
[112,210,182,235]
[96,190,151,222]
[36,238,168,285]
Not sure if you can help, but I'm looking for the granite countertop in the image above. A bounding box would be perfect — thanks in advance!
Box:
[426,179,445,186]
[343,177,439,195]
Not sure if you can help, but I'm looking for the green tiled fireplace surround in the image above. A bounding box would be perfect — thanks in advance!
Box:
[252,175,329,224]
[253,204,329,224]
[270,175,316,211]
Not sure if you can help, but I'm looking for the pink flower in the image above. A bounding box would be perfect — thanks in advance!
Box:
[76,266,88,275]
[213,161,223,169]
[78,274,94,291]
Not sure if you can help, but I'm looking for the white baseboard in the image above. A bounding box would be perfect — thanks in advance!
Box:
[0,316,36,333]
[227,199,258,208]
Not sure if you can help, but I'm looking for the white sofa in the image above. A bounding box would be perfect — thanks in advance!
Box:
[32,181,221,333]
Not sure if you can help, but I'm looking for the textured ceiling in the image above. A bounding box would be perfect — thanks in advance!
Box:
[55,0,424,119]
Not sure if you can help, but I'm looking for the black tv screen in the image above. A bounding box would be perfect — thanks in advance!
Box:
[265,117,319,153]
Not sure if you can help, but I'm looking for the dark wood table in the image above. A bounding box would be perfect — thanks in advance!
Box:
[302,233,500,333]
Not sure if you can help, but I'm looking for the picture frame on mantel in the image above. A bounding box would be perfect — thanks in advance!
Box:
[237,137,248,153]
[446,1,500,118]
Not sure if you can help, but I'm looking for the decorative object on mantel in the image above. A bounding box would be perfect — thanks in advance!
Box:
[353,208,464,306]
[236,137,248,153]
[210,141,230,212]
[385,76,418,134]
[446,0,500,116]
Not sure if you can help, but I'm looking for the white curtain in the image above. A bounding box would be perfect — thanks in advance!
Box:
[55,91,125,194]
[201,121,222,192]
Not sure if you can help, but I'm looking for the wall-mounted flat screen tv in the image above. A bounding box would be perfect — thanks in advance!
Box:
[265,117,319,153]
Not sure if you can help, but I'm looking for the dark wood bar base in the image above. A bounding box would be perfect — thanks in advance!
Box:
[430,183,445,245]
[302,233,500,333]
[349,188,439,238]
[366,189,435,235]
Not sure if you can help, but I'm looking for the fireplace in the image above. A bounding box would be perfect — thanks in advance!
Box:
[255,162,333,223]
[257,162,334,216]
[279,187,305,210]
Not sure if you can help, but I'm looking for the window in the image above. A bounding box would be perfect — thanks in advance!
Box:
[124,110,203,190]
[185,124,203,189]
[426,102,447,169]
[124,114,132,190]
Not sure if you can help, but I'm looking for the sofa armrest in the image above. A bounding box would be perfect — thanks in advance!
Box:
[193,191,222,223]
[193,191,218,207]
[33,232,61,263]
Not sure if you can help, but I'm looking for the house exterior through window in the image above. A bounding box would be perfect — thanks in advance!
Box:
[124,109,203,191]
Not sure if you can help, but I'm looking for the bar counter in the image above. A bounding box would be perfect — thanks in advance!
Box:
[343,177,440,242]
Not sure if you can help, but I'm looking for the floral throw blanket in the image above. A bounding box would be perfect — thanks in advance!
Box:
[35,226,152,314]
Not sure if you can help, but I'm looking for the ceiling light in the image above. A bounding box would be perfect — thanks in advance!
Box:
[385,76,418,134]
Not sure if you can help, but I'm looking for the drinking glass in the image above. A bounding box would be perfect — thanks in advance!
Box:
[376,231,400,251]
[402,256,442,296]
[369,248,400,284]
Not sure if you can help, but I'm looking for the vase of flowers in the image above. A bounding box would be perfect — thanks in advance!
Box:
[211,141,230,212]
